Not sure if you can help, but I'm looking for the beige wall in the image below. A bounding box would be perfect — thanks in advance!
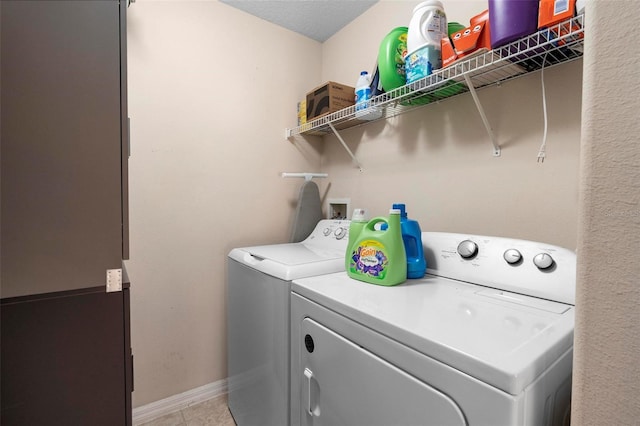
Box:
[572,1,640,423]
[128,0,635,413]
[125,1,322,406]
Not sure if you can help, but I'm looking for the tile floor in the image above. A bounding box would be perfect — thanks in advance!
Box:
[139,394,236,426]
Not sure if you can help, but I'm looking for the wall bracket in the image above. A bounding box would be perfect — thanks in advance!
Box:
[463,74,501,157]
[328,122,363,170]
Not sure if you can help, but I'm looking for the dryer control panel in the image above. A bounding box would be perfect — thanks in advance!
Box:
[423,232,577,305]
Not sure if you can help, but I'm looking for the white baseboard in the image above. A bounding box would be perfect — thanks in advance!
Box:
[132,379,228,425]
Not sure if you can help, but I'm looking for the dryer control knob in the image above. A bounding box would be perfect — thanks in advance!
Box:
[504,249,522,264]
[323,228,331,236]
[533,253,555,270]
[457,240,478,259]
[334,227,346,240]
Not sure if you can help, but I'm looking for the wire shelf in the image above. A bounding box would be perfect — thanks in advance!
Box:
[287,14,585,137]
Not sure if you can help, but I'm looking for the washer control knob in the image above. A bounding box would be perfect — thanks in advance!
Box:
[323,228,331,236]
[457,240,478,259]
[334,227,346,240]
[503,249,522,264]
[533,253,555,270]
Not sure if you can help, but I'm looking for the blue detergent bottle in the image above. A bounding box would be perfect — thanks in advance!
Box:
[386,203,427,279]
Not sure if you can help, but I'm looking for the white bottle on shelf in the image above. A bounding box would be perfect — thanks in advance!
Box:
[405,0,447,83]
[355,71,372,111]
[354,71,382,120]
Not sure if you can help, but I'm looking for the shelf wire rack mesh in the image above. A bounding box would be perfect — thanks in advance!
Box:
[288,14,584,137]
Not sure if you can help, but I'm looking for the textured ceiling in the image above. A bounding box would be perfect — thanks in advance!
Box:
[220,0,379,42]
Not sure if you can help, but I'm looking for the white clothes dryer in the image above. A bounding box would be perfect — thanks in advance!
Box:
[291,232,576,426]
[227,220,350,426]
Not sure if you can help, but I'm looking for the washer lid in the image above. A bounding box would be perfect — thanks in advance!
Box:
[292,272,575,395]
[229,243,346,281]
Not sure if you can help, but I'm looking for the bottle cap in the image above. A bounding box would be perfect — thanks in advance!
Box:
[392,203,407,217]
[390,208,401,215]
[360,71,368,75]
[351,208,367,221]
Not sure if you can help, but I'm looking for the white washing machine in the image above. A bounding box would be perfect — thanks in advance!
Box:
[290,232,576,426]
[227,219,350,426]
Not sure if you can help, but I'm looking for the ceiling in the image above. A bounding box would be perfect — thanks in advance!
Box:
[219,0,379,42]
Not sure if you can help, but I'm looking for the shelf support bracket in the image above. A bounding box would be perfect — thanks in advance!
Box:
[328,122,363,170]
[463,74,501,157]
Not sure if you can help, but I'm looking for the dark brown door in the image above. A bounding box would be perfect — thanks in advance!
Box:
[1,0,125,298]
[1,287,132,425]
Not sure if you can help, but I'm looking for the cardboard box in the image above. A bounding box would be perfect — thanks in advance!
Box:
[470,10,491,51]
[538,0,576,29]
[538,0,582,47]
[306,82,355,120]
[441,37,458,68]
[452,10,491,58]
[297,100,306,126]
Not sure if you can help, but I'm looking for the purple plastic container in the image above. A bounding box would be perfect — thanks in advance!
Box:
[488,0,540,48]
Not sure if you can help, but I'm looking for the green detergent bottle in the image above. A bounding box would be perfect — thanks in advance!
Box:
[347,209,407,286]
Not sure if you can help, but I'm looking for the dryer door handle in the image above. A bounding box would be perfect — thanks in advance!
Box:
[304,367,319,417]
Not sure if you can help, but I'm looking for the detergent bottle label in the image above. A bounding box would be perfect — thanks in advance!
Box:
[349,240,389,279]
[394,32,408,79]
